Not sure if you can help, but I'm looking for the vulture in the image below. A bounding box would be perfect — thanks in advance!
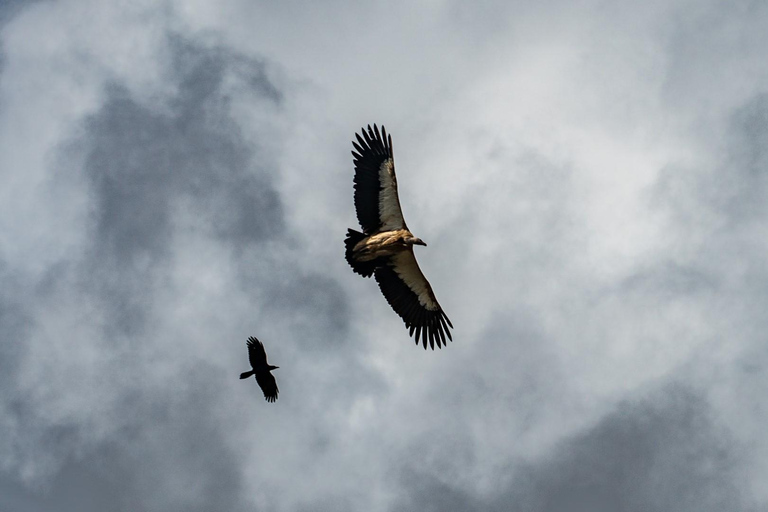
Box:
[344,124,453,350]
[239,336,279,402]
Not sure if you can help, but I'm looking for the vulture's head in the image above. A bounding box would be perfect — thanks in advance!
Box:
[406,236,427,247]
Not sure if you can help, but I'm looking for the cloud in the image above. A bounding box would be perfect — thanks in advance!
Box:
[0,363,251,512]
[75,37,284,336]
[518,385,745,512]
[0,0,41,28]
[0,27,364,510]
[395,384,750,512]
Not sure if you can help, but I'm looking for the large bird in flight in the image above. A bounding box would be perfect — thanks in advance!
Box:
[239,336,279,402]
[344,124,453,349]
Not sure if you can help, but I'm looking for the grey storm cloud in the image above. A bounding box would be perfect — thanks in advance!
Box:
[652,91,768,284]
[395,384,749,512]
[0,36,279,509]
[75,36,284,335]
[1,364,250,512]
[516,386,745,512]
[722,94,768,220]
[0,0,38,27]
[0,30,360,510]
[0,267,31,388]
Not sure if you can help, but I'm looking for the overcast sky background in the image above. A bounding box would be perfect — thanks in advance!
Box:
[2,0,768,510]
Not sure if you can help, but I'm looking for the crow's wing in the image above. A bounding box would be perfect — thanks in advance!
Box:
[255,370,279,403]
[246,336,268,369]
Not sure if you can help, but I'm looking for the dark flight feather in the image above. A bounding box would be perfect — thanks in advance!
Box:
[352,124,406,234]
[374,257,453,350]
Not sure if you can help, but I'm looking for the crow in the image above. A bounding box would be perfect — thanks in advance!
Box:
[239,336,279,402]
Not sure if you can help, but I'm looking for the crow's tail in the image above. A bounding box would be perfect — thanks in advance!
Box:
[239,370,255,379]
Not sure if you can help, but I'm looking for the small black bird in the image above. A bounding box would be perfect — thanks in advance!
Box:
[239,336,279,403]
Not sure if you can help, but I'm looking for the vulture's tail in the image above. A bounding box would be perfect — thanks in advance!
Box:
[239,370,255,379]
[345,229,378,277]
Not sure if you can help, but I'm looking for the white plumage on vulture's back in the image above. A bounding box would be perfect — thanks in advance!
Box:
[344,124,453,350]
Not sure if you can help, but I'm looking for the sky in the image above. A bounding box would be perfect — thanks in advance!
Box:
[1,0,768,510]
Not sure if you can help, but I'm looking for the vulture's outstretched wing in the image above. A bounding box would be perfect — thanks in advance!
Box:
[246,336,267,369]
[374,251,453,349]
[351,124,407,234]
[256,372,279,403]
